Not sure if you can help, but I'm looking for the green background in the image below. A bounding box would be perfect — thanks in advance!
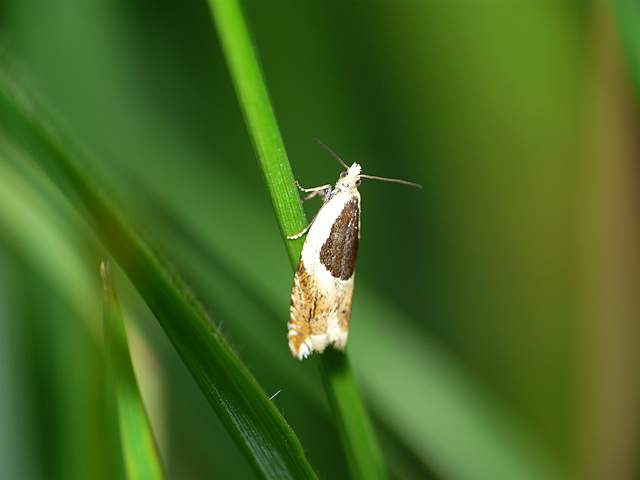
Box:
[1,2,638,479]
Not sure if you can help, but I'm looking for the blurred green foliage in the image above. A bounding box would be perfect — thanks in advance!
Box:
[1,2,639,479]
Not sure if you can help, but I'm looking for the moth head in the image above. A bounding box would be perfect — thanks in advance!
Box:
[312,138,422,191]
[336,163,362,190]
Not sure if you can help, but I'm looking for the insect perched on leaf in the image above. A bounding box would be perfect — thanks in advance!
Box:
[287,140,421,360]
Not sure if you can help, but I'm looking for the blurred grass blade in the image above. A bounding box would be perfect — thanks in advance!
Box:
[101,261,166,480]
[207,1,388,479]
[613,0,640,102]
[0,68,317,480]
[351,301,569,480]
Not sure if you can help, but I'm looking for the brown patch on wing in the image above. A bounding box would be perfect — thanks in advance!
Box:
[319,199,360,280]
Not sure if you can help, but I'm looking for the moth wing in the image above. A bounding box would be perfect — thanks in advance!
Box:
[288,193,360,359]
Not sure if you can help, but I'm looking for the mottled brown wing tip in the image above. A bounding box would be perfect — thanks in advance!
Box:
[288,330,312,360]
[289,259,314,360]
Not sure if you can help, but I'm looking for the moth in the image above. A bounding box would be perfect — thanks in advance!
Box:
[287,140,421,359]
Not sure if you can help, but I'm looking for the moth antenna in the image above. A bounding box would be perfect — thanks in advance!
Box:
[359,174,422,189]
[312,138,349,170]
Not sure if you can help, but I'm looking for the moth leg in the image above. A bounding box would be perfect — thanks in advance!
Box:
[295,181,331,202]
[287,221,314,240]
[288,182,331,239]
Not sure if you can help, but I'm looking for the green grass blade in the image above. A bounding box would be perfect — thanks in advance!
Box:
[206,0,307,267]
[0,68,317,480]
[207,2,388,478]
[101,262,166,480]
[320,350,388,480]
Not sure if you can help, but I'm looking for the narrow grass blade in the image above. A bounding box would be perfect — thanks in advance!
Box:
[207,2,388,478]
[320,349,389,480]
[206,0,307,267]
[0,67,317,480]
[101,262,166,480]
